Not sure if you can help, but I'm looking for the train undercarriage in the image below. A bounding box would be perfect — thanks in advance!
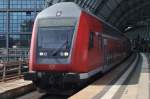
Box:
[24,72,87,95]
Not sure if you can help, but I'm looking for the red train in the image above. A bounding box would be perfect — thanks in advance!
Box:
[24,2,130,92]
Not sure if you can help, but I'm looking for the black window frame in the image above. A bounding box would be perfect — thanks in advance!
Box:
[89,32,94,49]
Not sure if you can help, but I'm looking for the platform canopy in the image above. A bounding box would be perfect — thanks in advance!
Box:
[45,0,150,32]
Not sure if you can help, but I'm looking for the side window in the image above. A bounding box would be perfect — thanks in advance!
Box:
[101,36,103,48]
[89,32,94,49]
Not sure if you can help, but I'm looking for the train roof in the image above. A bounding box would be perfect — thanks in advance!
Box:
[37,2,122,34]
[37,2,81,19]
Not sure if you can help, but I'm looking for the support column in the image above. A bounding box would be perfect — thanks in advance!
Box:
[6,0,10,61]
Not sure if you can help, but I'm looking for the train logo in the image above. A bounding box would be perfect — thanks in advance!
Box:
[56,10,62,16]
[49,65,55,70]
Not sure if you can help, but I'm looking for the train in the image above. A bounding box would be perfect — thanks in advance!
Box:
[24,2,131,93]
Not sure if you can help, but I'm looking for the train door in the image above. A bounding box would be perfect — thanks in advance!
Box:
[102,38,108,72]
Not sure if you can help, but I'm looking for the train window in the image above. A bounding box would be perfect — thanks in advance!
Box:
[89,32,94,49]
[104,39,108,45]
[98,34,102,49]
[100,36,103,48]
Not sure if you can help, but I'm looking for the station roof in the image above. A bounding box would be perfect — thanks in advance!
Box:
[46,0,150,32]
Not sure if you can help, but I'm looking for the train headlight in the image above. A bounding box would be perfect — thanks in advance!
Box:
[59,51,69,57]
[43,52,48,56]
[39,52,47,56]
[64,51,69,57]
[39,52,44,56]
[60,52,64,56]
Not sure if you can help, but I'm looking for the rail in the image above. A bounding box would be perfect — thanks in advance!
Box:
[0,60,28,81]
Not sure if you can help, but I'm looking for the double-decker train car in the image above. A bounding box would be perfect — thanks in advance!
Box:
[24,2,130,92]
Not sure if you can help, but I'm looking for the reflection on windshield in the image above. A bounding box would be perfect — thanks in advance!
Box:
[38,26,74,50]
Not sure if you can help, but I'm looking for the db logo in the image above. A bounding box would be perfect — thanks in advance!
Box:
[49,65,55,70]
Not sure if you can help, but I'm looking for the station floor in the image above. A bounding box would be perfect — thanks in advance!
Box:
[0,79,32,95]
[118,53,149,99]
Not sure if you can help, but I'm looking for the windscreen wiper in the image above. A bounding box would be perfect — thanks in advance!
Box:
[51,40,68,56]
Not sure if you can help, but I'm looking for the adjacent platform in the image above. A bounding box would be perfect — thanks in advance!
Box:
[0,79,33,99]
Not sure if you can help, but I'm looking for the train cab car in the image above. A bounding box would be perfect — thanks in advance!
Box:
[24,2,130,92]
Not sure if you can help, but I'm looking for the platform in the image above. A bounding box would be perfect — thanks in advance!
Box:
[119,53,149,99]
[69,53,150,99]
[0,79,33,99]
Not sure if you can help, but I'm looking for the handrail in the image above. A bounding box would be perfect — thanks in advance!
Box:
[0,60,28,81]
[0,48,29,62]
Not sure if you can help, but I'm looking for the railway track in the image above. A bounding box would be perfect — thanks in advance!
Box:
[17,91,67,99]
[15,53,141,99]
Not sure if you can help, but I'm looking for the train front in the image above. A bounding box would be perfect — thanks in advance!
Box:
[24,2,85,91]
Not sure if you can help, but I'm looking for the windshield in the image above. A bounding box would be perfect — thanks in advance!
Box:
[37,26,75,58]
[38,26,74,49]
